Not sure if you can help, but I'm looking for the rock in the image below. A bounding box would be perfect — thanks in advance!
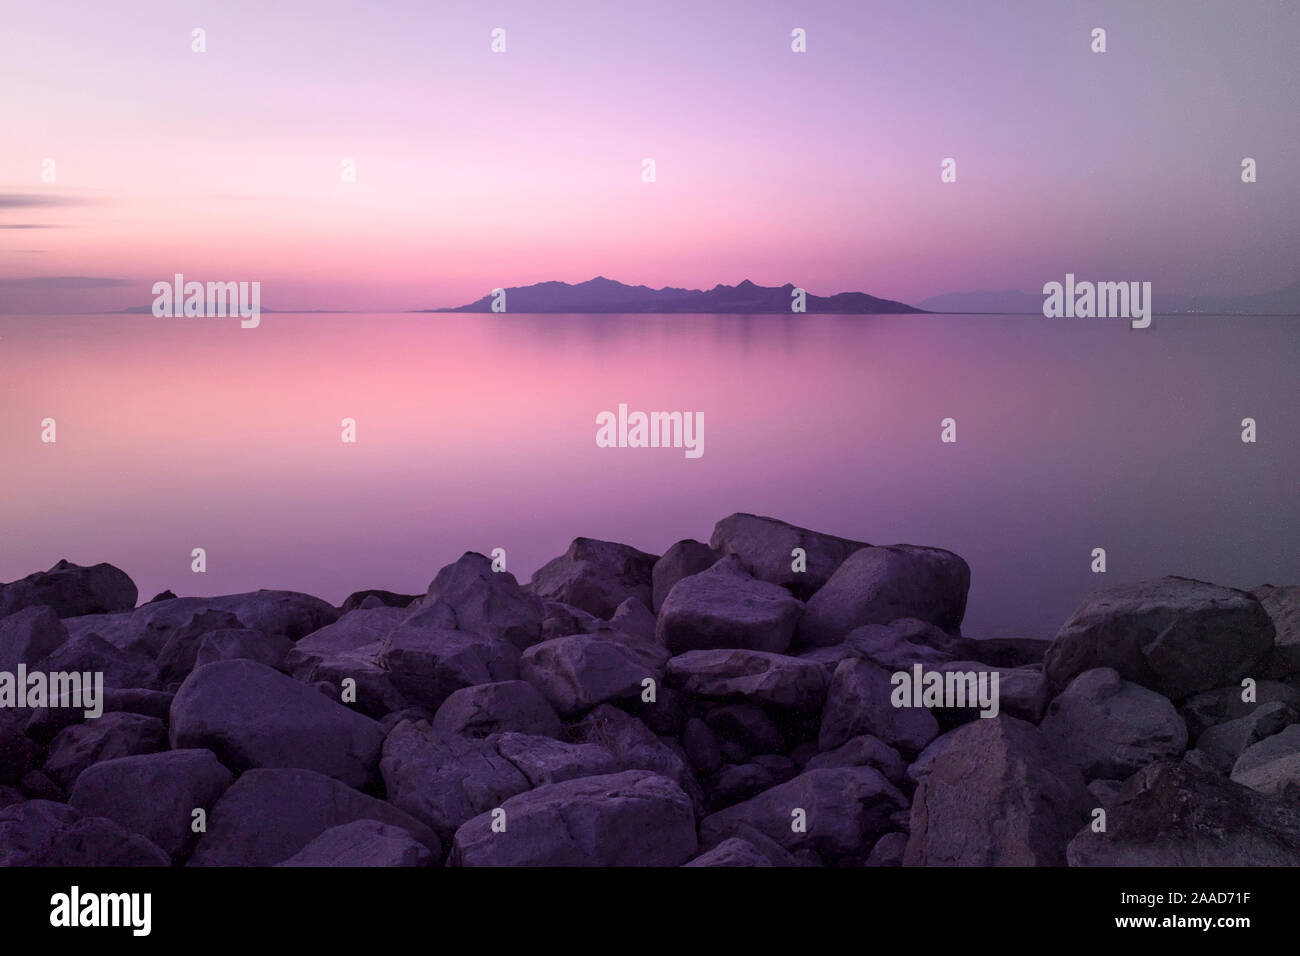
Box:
[1232,724,1300,776]
[0,560,137,620]
[188,767,438,866]
[819,657,940,757]
[0,786,22,810]
[705,703,785,755]
[132,590,339,653]
[1196,702,1296,773]
[520,633,668,716]
[570,705,706,813]
[626,684,687,735]
[905,730,960,789]
[706,761,796,809]
[23,688,174,744]
[276,820,433,867]
[1230,750,1300,795]
[1181,681,1300,742]
[68,749,234,860]
[682,718,723,774]
[656,556,805,655]
[806,735,906,785]
[283,606,410,717]
[905,716,1088,866]
[377,607,521,711]
[492,732,621,787]
[701,767,907,862]
[19,770,64,801]
[36,633,152,689]
[652,540,720,612]
[1043,577,1275,699]
[0,799,168,866]
[1253,585,1300,672]
[529,538,658,619]
[340,590,418,613]
[667,649,828,710]
[147,590,177,604]
[170,659,385,789]
[965,636,1053,668]
[709,513,868,600]
[799,619,972,674]
[608,597,657,643]
[684,837,773,867]
[379,720,530,838]
[917,662,1048,724]
[425,552,544,650]
[1039,668,1187,780]
[63,611,155,657]
[1067,761,1300,865]
[431,681,563,739]
[0,606,68,669]
[43,712,169,790]
[154,610,245,686]
[450,770,697,867]
[539,600,608,642]
[194,628,294,671]
[865,832,907,867]
[1087,778,1125,810]
[797,545,970,647]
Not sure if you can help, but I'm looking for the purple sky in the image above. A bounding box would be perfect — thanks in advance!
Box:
[2,0,1298,312]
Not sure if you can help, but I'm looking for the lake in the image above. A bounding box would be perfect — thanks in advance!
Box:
[1,311,1295,638]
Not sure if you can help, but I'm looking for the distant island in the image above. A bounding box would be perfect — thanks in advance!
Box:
[421,277,925,314]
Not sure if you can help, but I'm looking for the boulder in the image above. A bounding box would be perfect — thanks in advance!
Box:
[432,681,563,739]
[667,649,828,710]
[704,703,785,755]
[1232,724,1300,776]
[377,607,521,711]
[491,732,621,787]
[153,610,245,686]
[282,606,410,717]
[656,556,804,655]
[570,705,706,812]
[43,712,168,790]
[684,837,773,867]
[705,760,798,809]
[818,657,940,757]
[652,540,721,612]
[194,628,294,671]
[701,766,907,862]
[0,606,68,669]
[529,538,658,619]
[449,770,697,867]
[1043,577,1275,699]
[1039,668,1187,780]
[865,832,907,867]
[188,767,438,866]
[520,633,668,716]
[682,718,723,774]
[1181,680,1300,742]
[904,716,1089,866]
[68,749,234,860]
[1196,702,1296,773]
[170,659,386,789]
[1067,761,1300,865]
[797,545,970,647]
[1228,724,1300,794]
[1253,585,1300,672]
[36,633,153,689]
[276,820,433,867]
[709,514,868,600]
[425,552,544,650]
[608,597,657,644]
[805,735,906,785]
[539,599,608,642]
[131,590,339,656]
[0,560,137,620]
[0,799,168,866]
[339,590,418,613]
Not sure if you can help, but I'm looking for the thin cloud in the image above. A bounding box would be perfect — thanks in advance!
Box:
[0,276,131,289]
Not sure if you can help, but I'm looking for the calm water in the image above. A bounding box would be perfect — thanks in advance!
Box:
[1,312,1295,638]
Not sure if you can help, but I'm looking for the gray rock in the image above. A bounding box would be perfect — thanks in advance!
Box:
[1196,701,1296,773]
[491,732,621,787]
[276,820,432,867]
[0,560,137,620]
[608,597,657,644]
[170,659,386,789]
[682,718,723,774]
[1067,761,1300,865]
[905,716,1088,866]
[667,648,828,710]
[705,703,784,755]
[36,632,153,689]
[529,538,658,620]
[432,680,563,739]
[23,687,174,743]
[450,770,697,867]
[652,540,721,612]
[519,633,668,716]
[425,552,544,650]
[44,712,168,790]
[1181,680,1300,741]
[797,545,970,647]
[1039,668,1187,780]
[570,705,706,813]
[282,606,410,717]
[701,766,907,862]
[188,767,439,866]
[865,832,907,867]
[656,556,805,655]
[1043,576,1275,699]
[1232,724,1300,776]
[0,606,68,669]
[684,837,773,867]
[1253,585,1300,672]
[132,590,339,651]
[799,619,971,674]
[339,590,418,613]
[194,628,294,671]
[0,799,168,866]
[154,610,245,686]
[1231,750,1300,795]
[539,599,608,642]
[709,513,868,600]
[68,749,234,860]
[806,735,906,785]
[706,760,796,809]
[819,657,939,757]
[378,607,521,711]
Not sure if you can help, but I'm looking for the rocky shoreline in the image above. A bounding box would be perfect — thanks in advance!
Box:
[1,513,1297,866]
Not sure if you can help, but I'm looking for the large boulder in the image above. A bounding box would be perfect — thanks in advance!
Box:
[1229,724,1300,795]
[36,632,153,689]
[1067,761,1300,865]
[449,770,697,867]
[685,837,773,867]
[153,610,245,686]
[188,767,439,866]
[170,659,386,789]
[282,606,410,717]
[43,712,169,790]
[1196,702,1296,773]
[1039,668,1187,780]
[0,560,137,620]
[130,590,339,656]
[700,767,907,862]
[818,657,939,757]
[1253,585,1300,672]
[339,590,418,613]
[656,556,805,655]
[667,649,828,710]
[276,820,433,867]
[570,705,706,813]
[652,540,721,612]
[424,552,544,650]
[194,628,294,671]
[1181,680,1300,742]
[529,538,658,619]
[799,618,971,674]
[376,607,521,711]
[805,735,907,785]
[0,606,68,669]
[432,681,563,739]
[904,716,1089,866]
[520,634,669,716]
[797,545,970,646]
[0,800,168,866]
[68,749,235,860]
[1043,577,1275,699]
[709,513,868,600]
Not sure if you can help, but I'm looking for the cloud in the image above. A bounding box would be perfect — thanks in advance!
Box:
[0,193,89,209]
[0,276,131,289]
[0,224,59,229]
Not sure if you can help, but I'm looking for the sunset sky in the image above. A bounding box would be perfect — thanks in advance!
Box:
[3,0,1298,313]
